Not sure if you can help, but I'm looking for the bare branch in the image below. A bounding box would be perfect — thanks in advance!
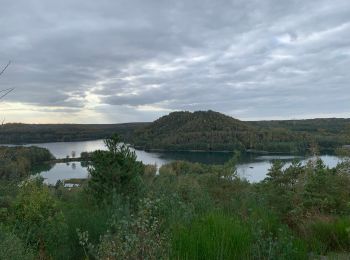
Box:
[0,61,11,77]
[0,88,14,100]
[0,61,13,125]
[0,88,14,93]
[0,61,14,101]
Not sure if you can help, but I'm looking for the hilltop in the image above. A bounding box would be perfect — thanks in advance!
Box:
[131,110,311,153]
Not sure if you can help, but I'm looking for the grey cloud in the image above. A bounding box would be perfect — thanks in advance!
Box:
[1,0,350,122]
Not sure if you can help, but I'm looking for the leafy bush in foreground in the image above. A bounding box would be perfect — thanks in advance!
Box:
[0,226,34,260]
[78,197,168,259]
[10,178,68,259]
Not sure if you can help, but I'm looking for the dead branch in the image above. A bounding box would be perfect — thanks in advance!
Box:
[0,61,13,100]
[0,61,13,125]
[0,88,14,99]
[0,61,11,77]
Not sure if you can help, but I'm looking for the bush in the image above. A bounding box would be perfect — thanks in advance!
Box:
[0,226,34,260]
[11,178,68,259]
[79,197,169,259]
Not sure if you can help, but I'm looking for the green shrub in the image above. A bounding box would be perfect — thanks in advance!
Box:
[0,146,53,180]
[229,197,308,260]
[11,178,68,259]
[78,197,168,259]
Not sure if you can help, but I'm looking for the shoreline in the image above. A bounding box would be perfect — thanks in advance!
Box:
[132,146,297,155]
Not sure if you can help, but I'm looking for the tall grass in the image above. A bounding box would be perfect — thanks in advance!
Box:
[171,212,252,259]
[302,217,350,254]
[59,189,111,258]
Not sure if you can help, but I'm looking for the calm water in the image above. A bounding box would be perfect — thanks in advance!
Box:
[17,139,343,184]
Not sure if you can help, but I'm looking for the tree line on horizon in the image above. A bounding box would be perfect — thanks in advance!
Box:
[0,111,350,154]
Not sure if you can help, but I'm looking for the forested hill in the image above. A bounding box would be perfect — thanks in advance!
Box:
[2,112,349,153]
[0,123,148,144]
[131,110,312,153]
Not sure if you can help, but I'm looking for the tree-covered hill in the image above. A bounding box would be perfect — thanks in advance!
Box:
[132,110,254,151]
[131,110,312,153]
[2,112,349,153]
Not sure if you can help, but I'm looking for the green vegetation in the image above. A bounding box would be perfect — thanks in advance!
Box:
[251,118,350,153]
[131,111,318,154]
[133,110,255,151]
[171,213,252,259]
[87,134,144,202]
[0,146,53,180]
[1,135,350,259]
[2,111,350,154]
[0,122,147,144]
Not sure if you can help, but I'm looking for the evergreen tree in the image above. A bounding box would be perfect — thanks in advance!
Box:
[87,134,144,203]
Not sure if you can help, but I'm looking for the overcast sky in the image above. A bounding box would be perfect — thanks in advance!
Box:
[0,0,349,123]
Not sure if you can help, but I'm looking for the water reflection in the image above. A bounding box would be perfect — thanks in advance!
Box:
[40,161,88,185]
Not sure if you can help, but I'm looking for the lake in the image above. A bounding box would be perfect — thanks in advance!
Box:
[18,139,343,184]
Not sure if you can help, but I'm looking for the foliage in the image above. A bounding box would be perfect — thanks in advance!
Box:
[132,110,312,153]
[0,122,147,144]
[257,158,350,225]
[251,118,350,153]
[301,217,350,254]
[87,134,145,202]
[78,197,168,260]
[1,134,350,259]
[10,178,68,259]
[59,188,111,259]
[2,111,350,153]
[0,146,53,180]
[0,226,35,260]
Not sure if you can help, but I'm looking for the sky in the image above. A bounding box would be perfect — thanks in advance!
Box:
[0,0,349,123]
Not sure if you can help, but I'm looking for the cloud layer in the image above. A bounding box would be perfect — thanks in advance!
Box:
[0,0,349,123]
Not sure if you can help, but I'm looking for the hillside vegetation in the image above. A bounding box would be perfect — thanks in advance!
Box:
[251,118,350,152]
[2,111,350,154]
[0,146,53,180]
[132,110,312,153]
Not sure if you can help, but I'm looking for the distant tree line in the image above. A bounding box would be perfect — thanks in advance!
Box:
[0,123,148,144]
[1,111,349,154]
